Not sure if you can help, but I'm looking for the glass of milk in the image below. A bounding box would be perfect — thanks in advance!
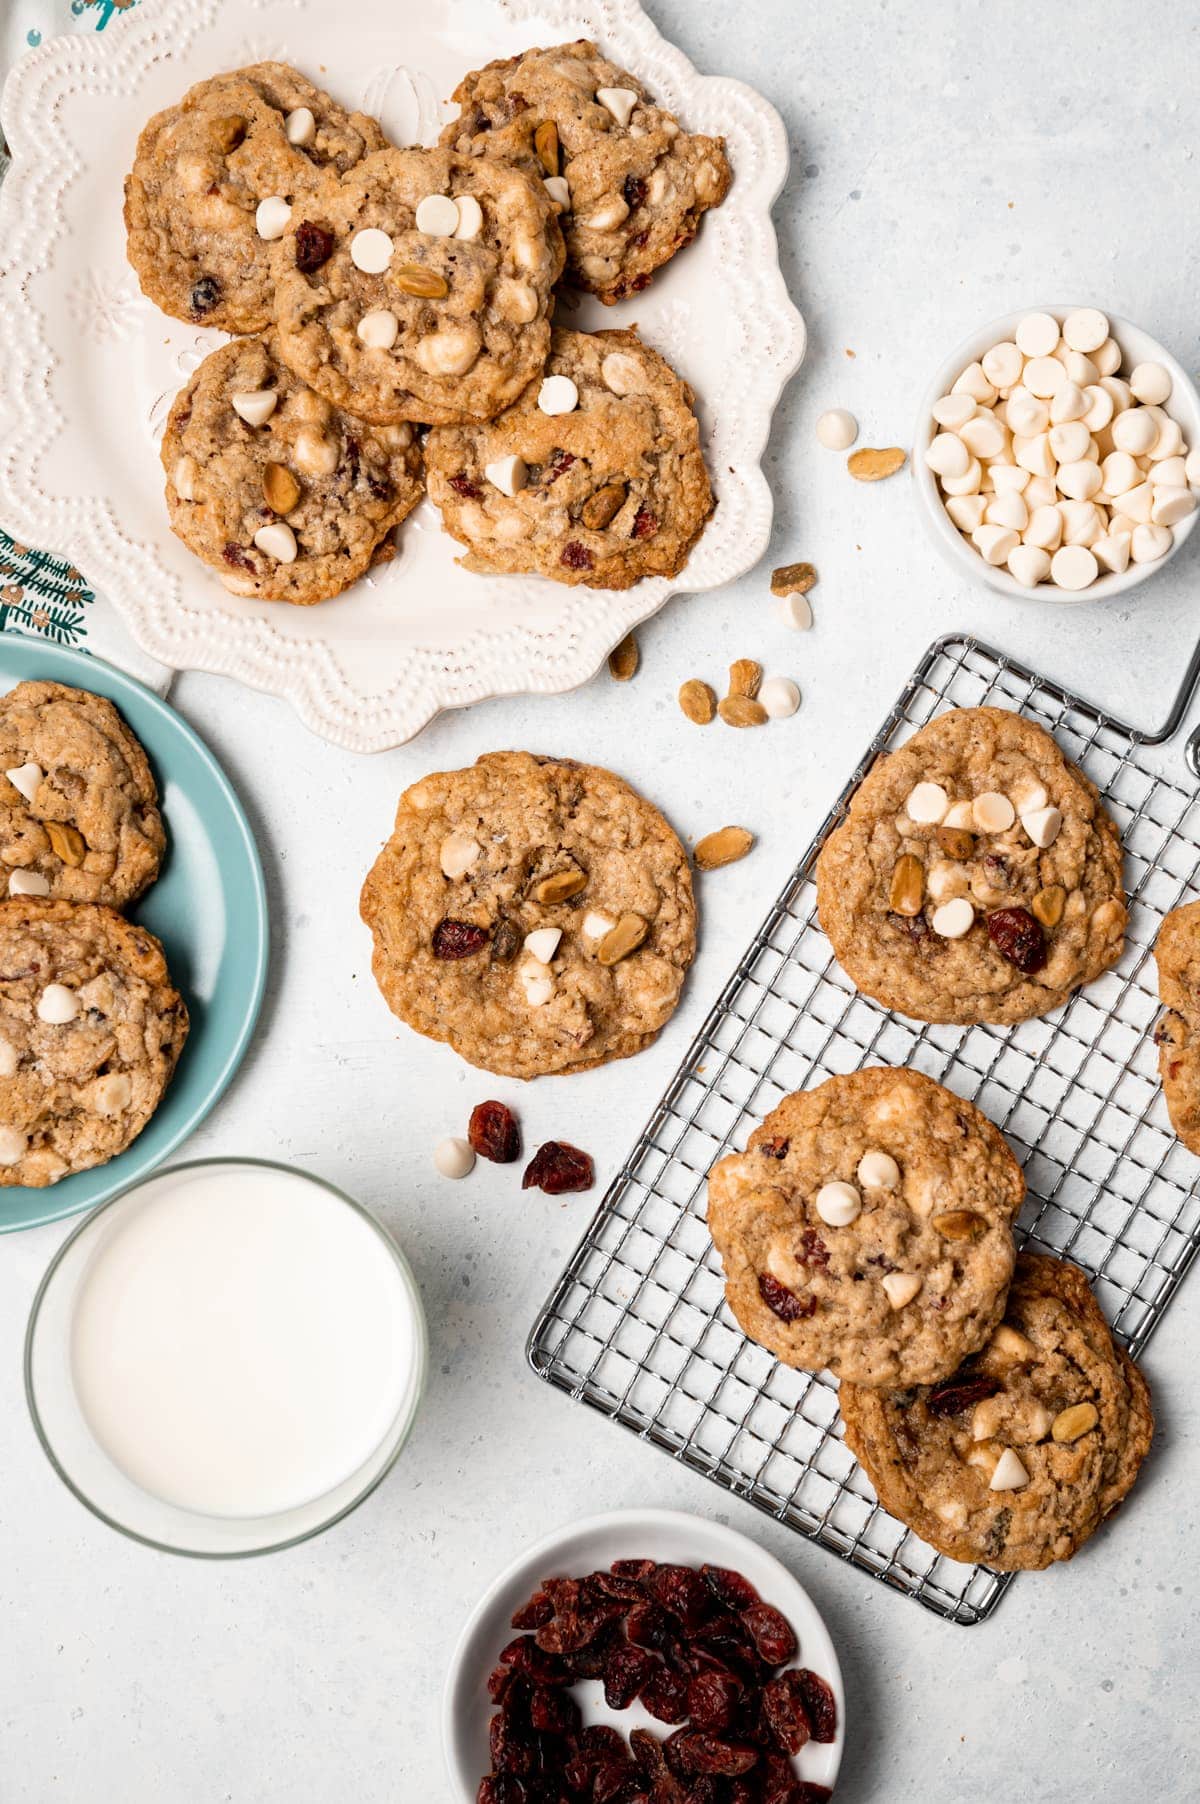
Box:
[25,1159,427,1556]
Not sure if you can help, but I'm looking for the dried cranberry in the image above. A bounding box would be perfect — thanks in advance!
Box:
[612,1557,657,1585]
[640,1664,690,1724]
[925,1372,1002,1417]
[541,448,576,483]
[627,1600,675,1651]
[221,542,254,570]
[793,1669,837,1743]
[629,229,650,249]
[759,1137,790,1160]
[529,1685,579,1736]
[761,1671,812,1754]
[490,1710,535,1775]
[294,220,335,272]
[592,1761,643,1804]
[701,1567,761,1613]
[987,905,1047,973]
[507,90,530,114]
[511,1590,553,1630]
[632,505,658,539]
[487,1664,515,1703]
[757,1273,816,1322]
[560,540,595,570]
[470,1100,522,1163]
[432,917,489,959]
[888,908,930,941]
[477,1775,526,1804]
[649,1565,712,1632]
[741,1604,798,1668]
[450,472,483,499]
[499,1637,569,1685]
[623,174,648,210]
[522,1141,594,1194]
[189,275,220,315]
[794,1788,833,1803]
[663,1731,758,1777]
[687,1670,740,1733]
[798,1228,829,1268]
[603,1642,657,1710]
[629,1727,670,1779]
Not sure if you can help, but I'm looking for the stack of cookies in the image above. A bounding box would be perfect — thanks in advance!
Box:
[125,45,729,606]
[0,683,188,1188]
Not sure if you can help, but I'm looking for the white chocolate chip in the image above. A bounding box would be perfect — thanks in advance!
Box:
[1149,417,1184,462]
[600,351,645,396]
[37,983,79,1025]
[524,927,562,965]
[990,463,1030,496]
[1100,375,1133,414]
[582,910,615,941]
[984,492,1027,532]
[1059,499,1103,546]
[1024,504,1064,551]
[1015,312,1060,358]
[543,176,570,210]
[538,374,579,415]
[1062,308,1109,353]
[1150,455,1188,488]
[981,341,1023,389]
[1063,350,1099,387]
[815,408,858,450]
[252,522,297,563]
[0,1126,26,1166]
[595,86,638,128]
[520,964,555,1008]
[758,676,800,719]
[1050,544,1099,590]
[931,394,977,430]
[1093,531,1132,575]
[815,1180,861,1227]
[972,524,1019,566]
[415,193,460,236]
[1007,543,1051,588]
[1080,384,1114,433]
[952,362,997,404]
[1131,521,1173,563]
[1100,450,1140,496]
[484,454,528,498]
[357,308,399,349]
[8,869,50,897]
[434,1136,475,1179]
[1021,804,1063,848]
[1006,389,1049,437]
[1129,361,1172,406]
[905,781,949,825]
[1091,337,1121,377]
[1185,446,1200,485]
[254,196,291,240]
[1112,409,1158,456]
[882,1271,922,1309]
[1119,480,1155,523]
[285,106,316,147]
[582,195,630,232]
[925,432,971,479]
[1048,418,1090,463]
[931,897,975,938]
[941,457,983,496]
[0,1035,17,1077]
[946,494,987,532]
[856,1150,900,1189]
[5,762,42,804]
[498,279,539,324]
[293,427,339,476]
[231,390,278,427]
[171,454,197,501]
[1152,488,1196,528]
[989,1448,1030,1491]
[943,799,976,830]
[415,325,482,376]
[350,227,394,273]
[439,832,481,879]
[1023,355,1066,399]
[453,193,484,239]
[1056,459,1103,502]
[92,1072,132,1117]
[778,591,813,631]
[961,411,1009,461]
[1013,432,1056,479]
[1024,475,1059,509]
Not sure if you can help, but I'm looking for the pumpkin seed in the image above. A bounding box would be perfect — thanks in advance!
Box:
[597,911,649,966]
[694,826,754,871]
[394,264,449,299]
[45,822,86,866]
[678,679,716,724]
[717,695,768,728]
[533,869,588,905]
[607,632,639,681]
[848,446,907,481]
[263,462,301,515]
[727,658,762,699]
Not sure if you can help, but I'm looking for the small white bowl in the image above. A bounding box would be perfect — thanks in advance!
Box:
[913,306,1200,604]
[442,1507,844,1801]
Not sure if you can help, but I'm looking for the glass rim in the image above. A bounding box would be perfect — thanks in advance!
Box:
[24,1154,428,1560]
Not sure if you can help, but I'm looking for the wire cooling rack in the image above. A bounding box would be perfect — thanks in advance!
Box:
[527,633,1200,1626]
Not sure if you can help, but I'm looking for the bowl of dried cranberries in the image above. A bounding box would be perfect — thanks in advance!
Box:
[442,1507,844,1802]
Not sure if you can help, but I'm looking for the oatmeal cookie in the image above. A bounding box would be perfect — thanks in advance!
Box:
[270,147,564,426]
[840,1253,1154,1570]
[125,63,386,334]
[161,334,423,604]
[0,899,188,1188]
[816,707,1126,1025]
[707,1068,1025,1388]
[439,38,730,303]
[1153,899,1200,1153]
[359,752,696,1078]
[425,327,712,587]
[0,682,164,909]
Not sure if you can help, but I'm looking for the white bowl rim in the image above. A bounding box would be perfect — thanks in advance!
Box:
[441,1504,846,1802]
[912,303,1200,606]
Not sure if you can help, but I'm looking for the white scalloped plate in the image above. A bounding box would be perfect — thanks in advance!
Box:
[0,0,804,750]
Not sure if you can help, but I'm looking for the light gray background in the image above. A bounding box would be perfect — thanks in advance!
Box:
[3,0,1200,1797]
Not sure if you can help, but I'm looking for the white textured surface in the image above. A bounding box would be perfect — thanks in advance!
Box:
[3,0,1200,1798]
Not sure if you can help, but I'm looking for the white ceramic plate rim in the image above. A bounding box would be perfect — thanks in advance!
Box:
[0,0,806,750]
[441,1505,845,1801]
[912,304,1200,605]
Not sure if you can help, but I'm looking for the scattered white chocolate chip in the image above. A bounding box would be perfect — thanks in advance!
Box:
[1048,419,1091,464]
[171,455,197,501]
[0,1035,17,1077]
[882,1271,922,1309]
[37,983,79,1025]
[252,522,298,563]
[0,1126,26,1166]
[758,676,800,719]
[1012,779,1048,814]
[1021,804,1063,848]
[350,227,394,273]
[293,427,339,476]
[524,927,562,965]
[231,389,278,427]
[439,832,481,879]
[941,456,982,496]
[599,351,645,396]
[1049,381,1088,425]
[1008,543,1051,587]
[538,374,579,415]
[415,193,460,236]
[5,762,42,804]
[1129,361,1172,406]
[453,193,484,239]
[815,1180,861,1227]
[943,799,975,830]
[8,869,50,897]
[989,1448,1030,1491]
[595,86,638,128]
[1006,389,1049,437]
[1150,455,1188,488]
[990,463,1029,496]
[92,1072,132,1117]
[254,195,291,240]
[778,591,813,631]
[1050,544,1099,590]
[582,910,615,941]
[484,454,528,498]
[520,965,555,1008]
[434,1136,475,1179]
[931,897,975,938]
[905,781,949,825]
[357,308,399,350]
[415,325,482,377]
[856,1150,900,1189]
[815,408,858,450]
[284,106,316,147]
[581,196,630,232]
[1080,384,1113,432]
[984,492,1027,532]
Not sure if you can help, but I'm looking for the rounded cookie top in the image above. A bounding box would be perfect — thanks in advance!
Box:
[439,38,730,304]
[840,1254,1154,1570]
[1153,899,1200,1153]
[124,62,386,334]
[425,327,713,588]
[0,681,165,909]
[706,1067,1025,1388]
[816,707,1127,1025]
[270,147,564,426]
[0,899,188,1188]
[161,335,423,605]
[359,752,696,1079]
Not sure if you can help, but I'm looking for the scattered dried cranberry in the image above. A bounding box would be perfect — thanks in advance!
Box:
[560,540,594,570]
[294,220,335,272]
[221,543,254,570]
[632,505,659,538]
[522,1141,594,1194]
[189,275,220,316]
[987,905,1047,973]
[798,1228,829,1268]
[925,1372,1002,1417]
[742,1603,798,1668]
[759,1137,790,1159]
[469,1100,522,1163]
[761,1671,812,1754]
[541,448,576,483]
[623,174,648,210]
[888,908,930,941]
[793,1668,838,1743]
[450,472,483,499]
[432,917,489,959]
[757,1272,816,1322]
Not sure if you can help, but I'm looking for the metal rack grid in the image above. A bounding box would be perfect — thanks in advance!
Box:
[527,633,1200,1626]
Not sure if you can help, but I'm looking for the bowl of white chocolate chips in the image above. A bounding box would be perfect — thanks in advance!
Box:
[914,306,1200,600]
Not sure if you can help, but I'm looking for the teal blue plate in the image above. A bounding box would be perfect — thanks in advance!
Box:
[1,637,268,1233]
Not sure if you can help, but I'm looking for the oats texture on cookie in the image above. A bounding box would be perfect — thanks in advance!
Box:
[1153,899,1200,1154]
[0,900,188,1188]
[707,1068,1025,1387]
[816,706,1126,1025]
[440,38,730,303]
[359,752,696,1079]
[124,63,386,334]
[270,147,563,426]
[840,1253,1154,1569]
[425,327,713,588]
[0,682,164,909]
[161,334,423,604]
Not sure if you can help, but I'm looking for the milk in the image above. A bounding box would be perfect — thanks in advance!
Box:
[69,1162,419,1520]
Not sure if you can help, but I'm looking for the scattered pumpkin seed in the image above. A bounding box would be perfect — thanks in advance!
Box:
[848,446,907,481]
[727,658,762,700]
[717,695,768,728]
[45,822,86,866]
[394,264,449,299]
[607,632,639,682]
[263,462,301,515]
[694,826,754,870]
[533,868,588,905]
[534,120,560,177]
[770,562,817,597]
[678,679,717,725]
[597,911,649,965]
